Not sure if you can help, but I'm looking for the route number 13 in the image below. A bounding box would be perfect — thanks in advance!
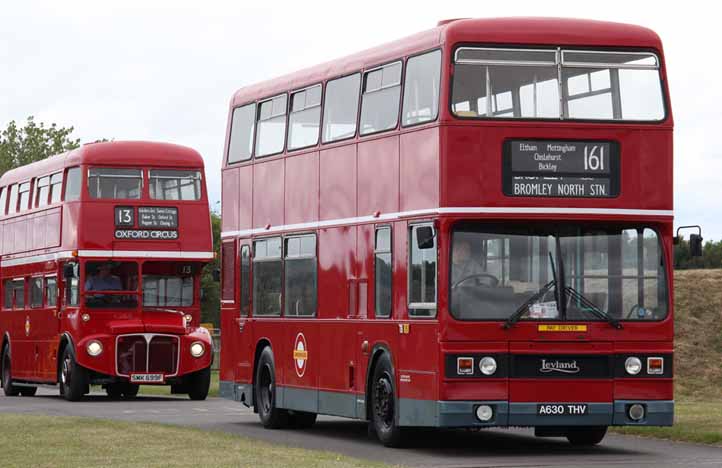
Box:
[115,207,135,227]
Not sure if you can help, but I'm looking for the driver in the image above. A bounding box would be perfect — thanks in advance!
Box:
[451,238,486,285]
[85,262,122,292]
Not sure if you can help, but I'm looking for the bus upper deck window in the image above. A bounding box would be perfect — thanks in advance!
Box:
[65,167,81,201]
[88,167,142,199]
[149,169,202,201]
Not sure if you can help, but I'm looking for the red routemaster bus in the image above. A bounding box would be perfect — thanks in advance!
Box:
[0,141,214,401]
[220,18,687,446]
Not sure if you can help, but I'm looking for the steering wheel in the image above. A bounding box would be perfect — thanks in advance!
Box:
[627,304,645,319]
[452,273,499,289]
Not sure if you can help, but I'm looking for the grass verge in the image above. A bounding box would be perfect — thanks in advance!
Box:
[0,414,388,468]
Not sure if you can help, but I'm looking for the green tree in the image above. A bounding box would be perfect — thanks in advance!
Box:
[200,211,221,326]
[0,116,80,175]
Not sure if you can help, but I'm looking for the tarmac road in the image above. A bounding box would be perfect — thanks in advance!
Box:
[2,388,722,468]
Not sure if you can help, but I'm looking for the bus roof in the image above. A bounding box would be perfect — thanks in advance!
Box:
[231,17,663,107]
[0,141,204,186]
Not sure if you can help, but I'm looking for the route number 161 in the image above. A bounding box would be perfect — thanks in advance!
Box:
[584,145,605,171]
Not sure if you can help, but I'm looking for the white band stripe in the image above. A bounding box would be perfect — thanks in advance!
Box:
[1,250,214,267]
[221,207,674,239]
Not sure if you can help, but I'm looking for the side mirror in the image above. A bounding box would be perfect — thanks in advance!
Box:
[63,263,77,279]
[689,234,703,257]
[212,268,221,282]
[416,226,435,250]
[676,225,703,258]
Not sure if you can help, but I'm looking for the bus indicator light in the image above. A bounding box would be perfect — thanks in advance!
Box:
[457,357,474,375]
[647,357,664,375]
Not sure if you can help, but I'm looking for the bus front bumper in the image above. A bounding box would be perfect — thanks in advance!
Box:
[400,399,674,428]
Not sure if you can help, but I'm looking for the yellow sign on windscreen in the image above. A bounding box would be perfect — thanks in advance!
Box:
[538,324,588,332]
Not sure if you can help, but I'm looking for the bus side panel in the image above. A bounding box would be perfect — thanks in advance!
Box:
[400,127,440,212]
[319,145,356,221]
[316,226,358,417]
[284,151,319,225]
[397,321,440,426]
[358,136,400,216]
[253,159,284,230]
[221,167,239,233]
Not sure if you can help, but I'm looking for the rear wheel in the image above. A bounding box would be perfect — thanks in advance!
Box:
[290,411,317,429]
[122,383,139,399]
[566,426,607,446]
[255,347,289,429]
[19,386,37,397]
[2,346,20,397]
[187,367,211,401]
[59,346,88,401]
[371,353,404,447]
[105,383,123,399]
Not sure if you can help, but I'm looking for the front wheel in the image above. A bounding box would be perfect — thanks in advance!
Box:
[566,426,607,446]
[2,346,20,397]
[187,367,211,401]
[59,346,88,401]
[255,347,289,429]
[371,353,404,447]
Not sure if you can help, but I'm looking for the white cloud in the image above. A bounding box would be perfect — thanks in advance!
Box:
[1,0,720,238]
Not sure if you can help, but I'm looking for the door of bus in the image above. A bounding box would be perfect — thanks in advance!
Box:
[234,244,253,385]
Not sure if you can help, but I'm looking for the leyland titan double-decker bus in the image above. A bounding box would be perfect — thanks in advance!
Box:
[220,18,680,446]
[0,141,214,401]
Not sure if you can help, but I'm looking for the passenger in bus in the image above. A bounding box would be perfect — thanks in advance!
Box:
[85,262,122,291]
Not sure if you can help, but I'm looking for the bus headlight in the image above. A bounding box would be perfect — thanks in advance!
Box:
[625,357,642,375]
[479,357,497,376]
[476,405,494,422]
[190,342,205,358]
[86,340,103,357]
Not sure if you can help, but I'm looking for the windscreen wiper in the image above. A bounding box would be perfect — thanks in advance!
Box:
[503,280,555,329]
[564,286,623,329]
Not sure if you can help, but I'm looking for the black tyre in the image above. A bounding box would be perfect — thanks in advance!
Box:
[371,353,404,447]
[255,347,289,429]
[566,426,607,446]
[19,386,37,397]
[122,383,139,399]
[289,411,317,429]
[105,383,123,399]
[2,346,20,397]
[59,346,88,402]
[187,367,211,401]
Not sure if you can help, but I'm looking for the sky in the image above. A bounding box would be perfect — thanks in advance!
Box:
[1,0,720,240]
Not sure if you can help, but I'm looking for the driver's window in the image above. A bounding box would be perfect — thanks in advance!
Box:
[84,261,138,308]
[408,224,436,317]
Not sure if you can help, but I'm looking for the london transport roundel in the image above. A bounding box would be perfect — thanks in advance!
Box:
[293,333,308,378]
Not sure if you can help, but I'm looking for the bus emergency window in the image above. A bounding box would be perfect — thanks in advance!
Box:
[221,242,235,301]
[46,277,57,307]
[408,224,436,317]
[49,172,63,204]
[18,182,30,212]
[36,176,50,207]
[64,167,81,201]
[240,245,250,316]
[375,227,392,318]
[30,278,43,308]
[284,235,316,317]
[402,50,441,126]
[150,169,202,201]
[255,94,287,157]
[227,103,256,163]
[322,73,360,143]
[88,168,142,199]
[7,185,18,215]
[0,187,6,215]
[562,51,664,121]
[360,62,402,135]
[84,261,138,308]
[288,85,322,150]
[253,237,282,316]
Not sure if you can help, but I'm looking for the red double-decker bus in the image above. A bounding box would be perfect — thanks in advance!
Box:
[0,141,214,401]
[220,18,681,446]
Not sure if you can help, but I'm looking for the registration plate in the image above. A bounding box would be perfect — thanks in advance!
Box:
[537,403,588,416]
[130,373,164,384]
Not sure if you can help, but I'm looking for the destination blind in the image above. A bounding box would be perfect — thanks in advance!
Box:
[502,140,620,198]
